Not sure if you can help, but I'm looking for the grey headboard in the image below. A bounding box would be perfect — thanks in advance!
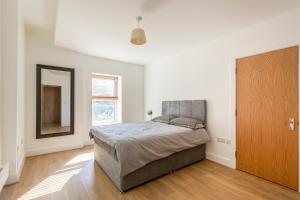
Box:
[162,100,206,124]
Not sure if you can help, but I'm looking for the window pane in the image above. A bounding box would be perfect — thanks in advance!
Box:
[92,101,116,123]
[92,78,116,97]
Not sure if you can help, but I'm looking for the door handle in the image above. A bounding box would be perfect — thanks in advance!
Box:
[289,118,295,131]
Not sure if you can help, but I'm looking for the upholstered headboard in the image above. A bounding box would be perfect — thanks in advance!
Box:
[162,100,206,124]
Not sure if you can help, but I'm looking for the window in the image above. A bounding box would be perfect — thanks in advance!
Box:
[92,74,120,125]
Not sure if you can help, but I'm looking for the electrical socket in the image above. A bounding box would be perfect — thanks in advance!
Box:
[217,138,231,145]
[217,138,226,143]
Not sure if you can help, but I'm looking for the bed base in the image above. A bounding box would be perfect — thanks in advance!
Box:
[94,143,206,192]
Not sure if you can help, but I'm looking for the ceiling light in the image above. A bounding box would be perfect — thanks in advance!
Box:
[130,16,146,45]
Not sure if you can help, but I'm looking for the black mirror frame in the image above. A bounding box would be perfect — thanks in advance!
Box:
[36,64,75,139]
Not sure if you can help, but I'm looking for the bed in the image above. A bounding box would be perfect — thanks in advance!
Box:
[90,100,209,192]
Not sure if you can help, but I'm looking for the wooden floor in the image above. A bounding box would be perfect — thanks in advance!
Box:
[1,146,300,200]
[42,123,70,134]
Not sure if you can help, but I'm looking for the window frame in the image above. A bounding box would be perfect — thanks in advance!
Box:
[91,74,120,126]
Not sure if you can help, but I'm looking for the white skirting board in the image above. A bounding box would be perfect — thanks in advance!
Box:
[26,142,84,157]
[0,164,9,192]
[206,152,234,168]
[5,153,26,185]
[84,139,94,146]
[25,140,94,157]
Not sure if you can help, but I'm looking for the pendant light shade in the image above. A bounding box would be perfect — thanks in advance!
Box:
[130,16,146,45]
[131,28,146,45]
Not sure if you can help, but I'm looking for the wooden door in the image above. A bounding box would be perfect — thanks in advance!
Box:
[42,85,61,125]
[236,46,298,190]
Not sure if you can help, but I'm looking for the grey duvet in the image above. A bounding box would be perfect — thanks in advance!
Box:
[90,121,209,177]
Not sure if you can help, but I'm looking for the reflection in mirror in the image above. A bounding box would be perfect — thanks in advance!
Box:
[41,69,71,134]
[37,65,74,139]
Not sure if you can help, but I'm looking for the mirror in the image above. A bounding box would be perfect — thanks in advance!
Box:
[36,64,74,139]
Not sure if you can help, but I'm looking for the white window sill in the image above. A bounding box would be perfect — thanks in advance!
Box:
[92,121,121,127]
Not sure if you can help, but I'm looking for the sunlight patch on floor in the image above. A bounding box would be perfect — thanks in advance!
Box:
[18,167,81,200]
[65,152,94,166]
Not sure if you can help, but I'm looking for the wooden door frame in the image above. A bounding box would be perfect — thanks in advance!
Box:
[230,42,300,192]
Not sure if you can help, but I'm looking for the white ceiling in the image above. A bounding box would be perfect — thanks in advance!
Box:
[21,0,58,31]
[23,0,300,65]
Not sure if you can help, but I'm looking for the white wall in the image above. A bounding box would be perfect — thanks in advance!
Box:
[145,8,300,168]
[16,0,26,176]
[25,29,144,156]
[2,0,26,184]
[2,0,18,183]
[0,0,3,165]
